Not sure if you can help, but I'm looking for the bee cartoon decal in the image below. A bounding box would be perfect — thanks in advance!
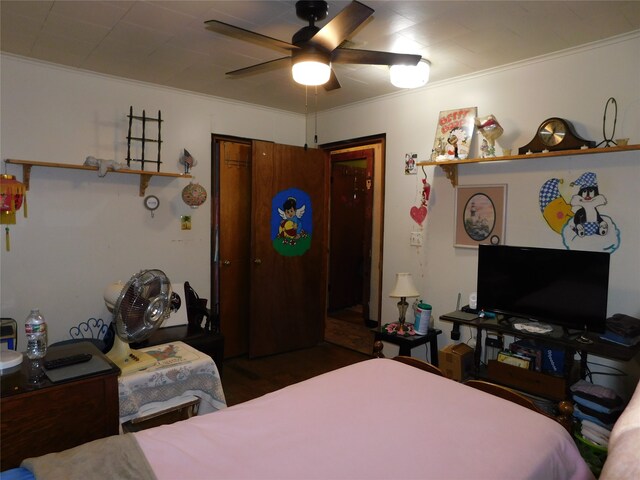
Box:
[271,188,312,256]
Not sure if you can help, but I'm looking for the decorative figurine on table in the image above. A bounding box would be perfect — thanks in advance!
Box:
[475,114,503,158]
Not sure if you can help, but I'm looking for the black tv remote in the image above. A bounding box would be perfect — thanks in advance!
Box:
[44,353,92,370]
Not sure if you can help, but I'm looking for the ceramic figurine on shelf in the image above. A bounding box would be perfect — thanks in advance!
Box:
[475,114,504,158]
[179,149,197,174]
[84,156,124,177]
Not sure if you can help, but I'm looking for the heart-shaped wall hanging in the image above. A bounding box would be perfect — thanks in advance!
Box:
[410,205,427,226]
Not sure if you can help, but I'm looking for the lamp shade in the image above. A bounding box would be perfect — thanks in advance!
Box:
[389,272,420,298]
[292,50,331,86]
[182,182,207,208]
[390,59,430,89]
[0,174,26,225]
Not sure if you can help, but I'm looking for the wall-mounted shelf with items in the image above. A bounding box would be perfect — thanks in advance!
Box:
[417,144,640,187]
[4,159,191,197]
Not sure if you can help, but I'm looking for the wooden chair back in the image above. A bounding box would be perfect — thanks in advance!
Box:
[465,379,573,433]
[392,356,445,377]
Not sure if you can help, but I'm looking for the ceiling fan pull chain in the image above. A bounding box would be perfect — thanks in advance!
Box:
[314,85,318,145]
[304,86,309,150]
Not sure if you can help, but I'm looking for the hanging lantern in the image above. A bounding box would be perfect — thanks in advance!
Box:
[0,174,27,251]
[181,182,207,208]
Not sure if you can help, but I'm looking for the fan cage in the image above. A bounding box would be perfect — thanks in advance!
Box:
[113,269,172,343]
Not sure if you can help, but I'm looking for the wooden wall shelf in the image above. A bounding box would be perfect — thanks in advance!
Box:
[4,159,191,196]
[417,144,640,186]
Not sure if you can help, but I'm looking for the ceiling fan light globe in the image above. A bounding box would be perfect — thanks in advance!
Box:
[292,60,331,86]
[390,59,430,89]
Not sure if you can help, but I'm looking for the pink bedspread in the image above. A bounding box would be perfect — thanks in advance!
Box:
[136,358,593,480]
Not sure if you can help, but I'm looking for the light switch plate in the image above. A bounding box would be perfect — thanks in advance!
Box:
[410,231,422,246]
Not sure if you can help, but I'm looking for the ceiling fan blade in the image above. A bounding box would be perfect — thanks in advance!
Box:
[332,48,421,66]
[226,57,291,77]
[323,69,341,91]
[310,1,374,52]
[205,20,297,55]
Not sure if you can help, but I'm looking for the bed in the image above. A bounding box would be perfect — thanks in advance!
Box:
[18,358,594,479]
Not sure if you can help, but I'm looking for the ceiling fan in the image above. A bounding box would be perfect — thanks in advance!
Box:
[205,0,422,90]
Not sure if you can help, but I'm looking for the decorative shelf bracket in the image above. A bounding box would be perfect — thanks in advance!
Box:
[439,164,458,187]
[139,174,152,197]
[20,164,32,190]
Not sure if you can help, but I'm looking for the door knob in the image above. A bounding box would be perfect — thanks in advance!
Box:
[253,258,262,264]
[222,260,231,266]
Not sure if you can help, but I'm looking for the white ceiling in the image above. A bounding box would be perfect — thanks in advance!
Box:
[1,1,639,114]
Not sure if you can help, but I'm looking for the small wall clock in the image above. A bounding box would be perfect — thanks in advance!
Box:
[518,117,595,154]
[144,195,160,218]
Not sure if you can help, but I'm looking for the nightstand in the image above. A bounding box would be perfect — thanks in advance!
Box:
[0,341,120,470]
[372,326,442,365]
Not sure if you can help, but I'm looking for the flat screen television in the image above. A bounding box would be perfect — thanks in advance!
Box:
[477,245,610,334]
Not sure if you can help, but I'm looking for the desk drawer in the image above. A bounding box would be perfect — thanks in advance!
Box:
[487,360,566,401]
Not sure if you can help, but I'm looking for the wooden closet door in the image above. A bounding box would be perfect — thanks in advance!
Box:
[249,141,328,357]
[217,140,252,358]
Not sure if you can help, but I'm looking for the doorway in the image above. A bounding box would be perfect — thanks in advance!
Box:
[327,149,374,324]
[323,137,385,355]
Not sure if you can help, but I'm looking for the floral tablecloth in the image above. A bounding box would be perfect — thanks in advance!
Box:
[118,341,226,424]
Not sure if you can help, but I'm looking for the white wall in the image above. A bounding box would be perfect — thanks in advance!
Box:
[0,54,304,349]
[317,32,640,397]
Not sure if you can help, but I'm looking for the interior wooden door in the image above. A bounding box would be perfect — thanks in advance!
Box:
[215,139,252,358]
[249,141,328,357]
[328,148,374,319]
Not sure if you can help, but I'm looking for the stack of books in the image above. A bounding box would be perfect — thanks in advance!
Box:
[600,313,640,347]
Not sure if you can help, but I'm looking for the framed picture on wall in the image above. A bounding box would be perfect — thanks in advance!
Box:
[454,184,507,248]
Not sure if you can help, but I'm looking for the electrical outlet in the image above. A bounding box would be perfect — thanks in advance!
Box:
[410,231,422,246]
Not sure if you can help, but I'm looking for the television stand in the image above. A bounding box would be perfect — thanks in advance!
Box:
[563,326,594,345]
[439,311,640,401]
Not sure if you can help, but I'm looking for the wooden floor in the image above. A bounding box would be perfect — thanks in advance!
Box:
[221,342,371,406]
[324,317,375,355]
[324,306,376,356]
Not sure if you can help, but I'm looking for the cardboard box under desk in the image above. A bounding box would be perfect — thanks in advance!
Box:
[439,343,474,381]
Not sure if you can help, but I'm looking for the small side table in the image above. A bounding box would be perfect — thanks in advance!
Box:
[118,341,226,428]
[133,325,224,373]
[373,326,442,366]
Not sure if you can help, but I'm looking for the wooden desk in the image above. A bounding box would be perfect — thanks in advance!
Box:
[372,326,442,365]
[0,342,120,470]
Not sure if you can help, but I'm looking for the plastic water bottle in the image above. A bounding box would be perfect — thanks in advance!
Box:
[25,308,47,359]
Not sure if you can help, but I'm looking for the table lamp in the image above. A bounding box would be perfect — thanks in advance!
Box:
[389,273,420,334]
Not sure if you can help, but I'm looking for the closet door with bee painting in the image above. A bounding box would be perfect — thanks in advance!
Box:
[249,140,328,358]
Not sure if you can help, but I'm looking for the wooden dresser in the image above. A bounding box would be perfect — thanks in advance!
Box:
[1,342,120,470]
